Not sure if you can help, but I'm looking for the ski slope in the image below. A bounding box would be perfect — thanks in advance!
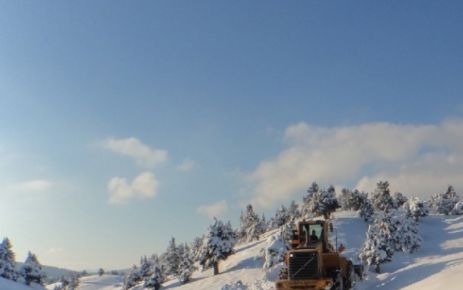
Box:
[39,212,463,290]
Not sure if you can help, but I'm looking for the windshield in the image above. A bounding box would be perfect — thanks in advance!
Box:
[300,223,323,243]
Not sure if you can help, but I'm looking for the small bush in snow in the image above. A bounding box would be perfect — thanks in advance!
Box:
[123,265,142,290]
[221,280,249,290]
[262,233,289,269]
[452,200,463,215]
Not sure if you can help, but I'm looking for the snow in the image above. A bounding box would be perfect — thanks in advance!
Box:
[41,211,463,290]
[0,277,45,290]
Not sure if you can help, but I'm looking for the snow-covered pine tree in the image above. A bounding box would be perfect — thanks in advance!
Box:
[0,237,18,281]
[358,213,394,273]
[393,192,408,208]
[139,256,153,279]
[388,208,422,253]
[287,200,301,221]
[370,181,395,211]
[359,198,374,222]
[19,252,45,286]
[68,275,79,290]
[176,243,196,284]
[199,218,236,275]
[123,265,142,290]
[164,237,180,277]
[340,188,368,211]
[271,205,291,229]
[430,185,460,215]
[405,197,429,221]
[144,255,164,290]
[190,236,205,262]
[302,183,339,219]
[238,204,263,242]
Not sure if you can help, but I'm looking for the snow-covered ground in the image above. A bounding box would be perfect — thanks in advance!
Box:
[0,277,45,290]
[38,212,463,290]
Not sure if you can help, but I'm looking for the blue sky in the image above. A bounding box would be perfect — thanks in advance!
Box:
[0,1,462,270]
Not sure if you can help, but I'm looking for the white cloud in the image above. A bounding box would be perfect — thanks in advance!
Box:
[247,119,463,207]
[47,247,64,255]
[13,179,52,192]
[102,137,168,168]
[197,200,228,218]
[177,159,195,172]
[108,171,159,205]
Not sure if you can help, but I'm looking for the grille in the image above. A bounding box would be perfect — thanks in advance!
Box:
[288,252,319,280]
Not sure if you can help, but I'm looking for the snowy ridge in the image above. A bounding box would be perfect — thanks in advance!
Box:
[43,212,463,290]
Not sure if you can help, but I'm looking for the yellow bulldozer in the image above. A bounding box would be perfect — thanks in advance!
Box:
[276,219,361,290]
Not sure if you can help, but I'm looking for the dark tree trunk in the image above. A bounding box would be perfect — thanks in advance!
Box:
[375,263,381,273]
[213,262,219,275]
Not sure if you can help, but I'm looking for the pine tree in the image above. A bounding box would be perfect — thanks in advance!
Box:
[371,181,395,211]
[405,197,429,221]
[430,185,460,215]
[341,188,368,211]
[0,237,18,281]
[20,252,45,286]
[123,265,142,290]
[359,198,374,222]
[238,204,263,242]
[98,268,104,276]
[271,205,291,228]
[302,183,339,219]
[144,255,164,290]
[199,218,236,275]
[388,208,422,253]
[190,236,205,262]
[393,192,408,208]
[139,256,153,278]
[164,237,180,277]
[176,243,195,284]
[287,200,301,221]
[358,213,394,273]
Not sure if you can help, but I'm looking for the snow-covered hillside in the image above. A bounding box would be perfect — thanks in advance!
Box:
[0,277,45,290]
[43,212,463,290]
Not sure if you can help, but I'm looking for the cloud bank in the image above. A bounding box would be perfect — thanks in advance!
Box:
[13,179,52,192]
[102,137,168,168]
[197,200,228,218]
[108,171,159,205]
[247,119,463,207]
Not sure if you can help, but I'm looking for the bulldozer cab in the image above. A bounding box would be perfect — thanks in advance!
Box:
[300,222,323,244]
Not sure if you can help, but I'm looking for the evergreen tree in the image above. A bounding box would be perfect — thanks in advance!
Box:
[430,185,460,215]
[164,237,180,276]
[302,183,339,219]
[123,265,142,290]
[98,268,104,276]
[393,192,408,208]
[340,188,368,211]
[190,236,205,262]
[405,197,429,221]
[359,198,374,222]
[287,200,301,221]
[68,275,79,290]
[176,243,195,284]
[20,251,45,286]
[371,181,395,211]
[238,204,263,242]
[0,237,18,281]
[358,213,394,273]
[144,255,164,290]
[139,256,153,278]
[271,205,291,228]
[388,208,422,253]
[199,218,236,275]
